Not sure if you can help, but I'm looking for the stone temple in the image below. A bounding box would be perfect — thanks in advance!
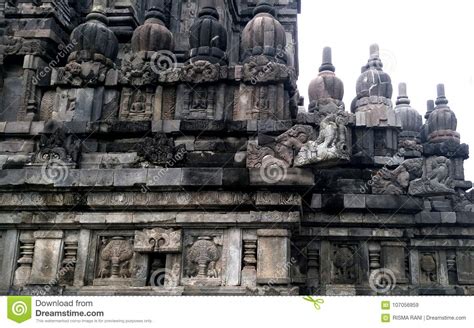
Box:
[0,0,473,296]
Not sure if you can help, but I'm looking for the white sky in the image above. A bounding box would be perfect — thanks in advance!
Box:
[297,0,474,182]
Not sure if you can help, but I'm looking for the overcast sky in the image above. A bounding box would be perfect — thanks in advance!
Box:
[297,0,474,182]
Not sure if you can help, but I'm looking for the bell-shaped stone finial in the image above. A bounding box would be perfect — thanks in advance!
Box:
[69,0,119,62]
[131,0,173,53]
[353,44,392,111]
[241,0,286,63]
[394,82,422,134]
[427,84,459,143]
[308,47,344,111]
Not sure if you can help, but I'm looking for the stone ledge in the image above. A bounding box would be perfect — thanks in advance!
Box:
[249,168,314,186]
[311,194,424,213]
[0,191,303,209]
[300,227,405,238]
[0,211,300,226]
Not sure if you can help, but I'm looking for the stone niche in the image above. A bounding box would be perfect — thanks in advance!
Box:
[175,83,226,120]
[133,227,183,288]
[256,229,291,284]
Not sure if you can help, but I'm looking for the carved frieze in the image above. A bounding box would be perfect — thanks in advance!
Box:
[181,60,224,83]
[242,56,293,84]
[134,228,182,253]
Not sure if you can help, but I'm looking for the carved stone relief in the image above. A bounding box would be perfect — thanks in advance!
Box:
[372,158,423,195]
[182,231,223,286]
[96,236,134,281]
[408,156,455,196]
[331,243,357,284]
[419,252,438,285]
[294,112,350,167]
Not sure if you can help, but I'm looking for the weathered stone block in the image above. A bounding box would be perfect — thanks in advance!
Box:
[181,168,223,186]
[147,168,182,186]
[113,169,147,187]
[256,229,291,284]
[29,237,63,284]
[344,194,366,209]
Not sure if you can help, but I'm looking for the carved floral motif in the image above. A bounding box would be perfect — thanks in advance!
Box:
[181,60,223,83]
[34,125,82,165]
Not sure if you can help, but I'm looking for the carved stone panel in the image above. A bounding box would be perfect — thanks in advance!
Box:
[93,235,137,286]
[409,156,455,196]
[419,252,438,285]
[119,88,154,121]
[256,229,291,285]
[331,243,358,284]
[134,228,182,253]
[182,230,223,286]
[29,231,64,285]
[456,250,474,284]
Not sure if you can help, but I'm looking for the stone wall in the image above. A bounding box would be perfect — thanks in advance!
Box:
[0,0,473,296]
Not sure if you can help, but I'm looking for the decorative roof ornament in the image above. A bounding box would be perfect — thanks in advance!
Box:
[426,84,460,144]
[131,0,174,53]
[189,0,228,64]
[241,0,287,63]
[69,0,119,63]
[394,83,422,133]
[308,47,344,112]
[353,44,393,112]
